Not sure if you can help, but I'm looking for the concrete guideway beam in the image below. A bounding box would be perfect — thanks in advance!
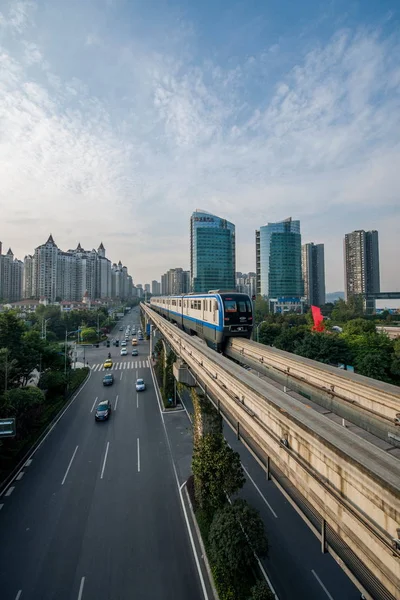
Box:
[143,304,400,600]
[228,339,400,425]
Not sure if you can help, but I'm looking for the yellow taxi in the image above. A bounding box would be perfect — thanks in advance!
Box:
[103,359,113,369]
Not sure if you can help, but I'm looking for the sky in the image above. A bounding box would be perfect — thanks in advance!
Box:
[0,0,399,292]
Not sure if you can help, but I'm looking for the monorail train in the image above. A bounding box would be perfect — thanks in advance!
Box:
[149,291,253,351]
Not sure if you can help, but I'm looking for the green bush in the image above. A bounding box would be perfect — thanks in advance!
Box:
[248,580,275,600]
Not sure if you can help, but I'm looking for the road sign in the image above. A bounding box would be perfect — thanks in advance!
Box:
[0,418,16,438]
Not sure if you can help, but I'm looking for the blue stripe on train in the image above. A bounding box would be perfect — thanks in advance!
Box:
[156,307,223,332]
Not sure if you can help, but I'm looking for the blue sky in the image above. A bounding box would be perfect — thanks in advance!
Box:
[0,0,399,291]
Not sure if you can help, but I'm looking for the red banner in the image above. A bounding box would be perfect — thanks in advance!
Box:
[311,305,324,332]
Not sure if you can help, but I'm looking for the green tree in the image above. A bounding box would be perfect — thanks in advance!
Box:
[80,327,97,342]
[254,297,269,324]
[0,348,19,392]
[258,323,281,346]
[0,311,26,349]
[39,371,67,398]
[295,332,353,366]
[342,318,376,336]
[273,326,306,353]
[248,580,275,600]
[192,433,245,513]
[0,387,45,438]
[163,350,176,404]
[209,499,268,592]
[331,297,364,323]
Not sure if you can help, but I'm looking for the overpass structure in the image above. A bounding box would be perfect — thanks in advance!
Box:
[142,303,400,600]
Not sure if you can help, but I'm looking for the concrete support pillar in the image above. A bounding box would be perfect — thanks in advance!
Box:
[266,456,271,481]
[321,518,327,554]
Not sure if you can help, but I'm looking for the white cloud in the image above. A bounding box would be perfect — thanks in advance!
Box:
[0,0,399,291]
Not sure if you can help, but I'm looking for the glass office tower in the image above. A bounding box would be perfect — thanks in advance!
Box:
[256,217,303,300]
[190,210,236,293]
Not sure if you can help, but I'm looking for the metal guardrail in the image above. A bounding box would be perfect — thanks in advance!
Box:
[143,304,400,600]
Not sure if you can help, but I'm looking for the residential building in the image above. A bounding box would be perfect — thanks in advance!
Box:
[256,217,303,312]
[236,272,256,298]
[190,209,235,293]
[31,235,132,302]
[302,243,326,306]
[161,268,190,295]
[151,280,161,295]
[33,234,59,302]
[144,283,151,294]
[344,230,380,302]
[23,255,34,299]
[0,246,23,303]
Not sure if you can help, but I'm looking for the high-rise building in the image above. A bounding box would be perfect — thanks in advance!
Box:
[144,284,151,294]
[190,209,235,293]
[31,235,131,302]
[0,246,23,302]
[160,268,190,295]
[344,230,380,302]
[302,243,326,306]
[236,272,256,298]
[256,217,303,312]
[33,234,59,302]
[151,280,161,295]
[23,255,34,299]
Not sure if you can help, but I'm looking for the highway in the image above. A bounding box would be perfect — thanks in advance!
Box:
[0,308,204,600]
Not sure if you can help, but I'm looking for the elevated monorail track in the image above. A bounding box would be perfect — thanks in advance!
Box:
[225,338,400,445]
[143,304,400,600]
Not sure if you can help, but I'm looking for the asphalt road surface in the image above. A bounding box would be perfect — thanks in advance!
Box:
[0,308,204,600]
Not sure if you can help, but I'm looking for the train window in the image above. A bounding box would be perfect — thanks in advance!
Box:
[179,300,181,307]
[224,300,237,312]
[238,301,246,312]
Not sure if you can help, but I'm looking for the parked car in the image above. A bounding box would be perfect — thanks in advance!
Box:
[103,374,114,386]
[136,378,146,392]
[95,400,112,421]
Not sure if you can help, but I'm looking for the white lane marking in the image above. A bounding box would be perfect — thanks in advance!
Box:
[100,442,110,479]
[146,360,149,367]
[25,459,32,467]
[137,438,140,472]
[241,465,278,518]
[1,368,92,499]
[77,576,85,600]
[149,363,209,599]
[15,591,22,600]
[5,486,15,497]
[123,362,126,369]
[115,395,119,410]
[120,372,123,381]
[136,394,139,409]
[311,570,335,600]
[16,472,24,481]
[61,446,79,485]
[92,364,99,372]
[90,397,98,413]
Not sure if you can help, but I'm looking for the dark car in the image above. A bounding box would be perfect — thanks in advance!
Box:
[119,327,123,331]
[132,348,138,356]
[103,373,114,386]
[115,340,119,347]
[138,334,144,341]
[95,400,112,421]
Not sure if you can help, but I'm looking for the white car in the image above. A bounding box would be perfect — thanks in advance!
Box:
[136,378,145,391]
[120,348,127,356]
[121,340,127,347]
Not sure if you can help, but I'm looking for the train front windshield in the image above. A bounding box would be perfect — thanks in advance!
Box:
[222,296,253,327]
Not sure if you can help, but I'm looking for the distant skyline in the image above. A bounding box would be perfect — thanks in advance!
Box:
[0,0,399,290]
